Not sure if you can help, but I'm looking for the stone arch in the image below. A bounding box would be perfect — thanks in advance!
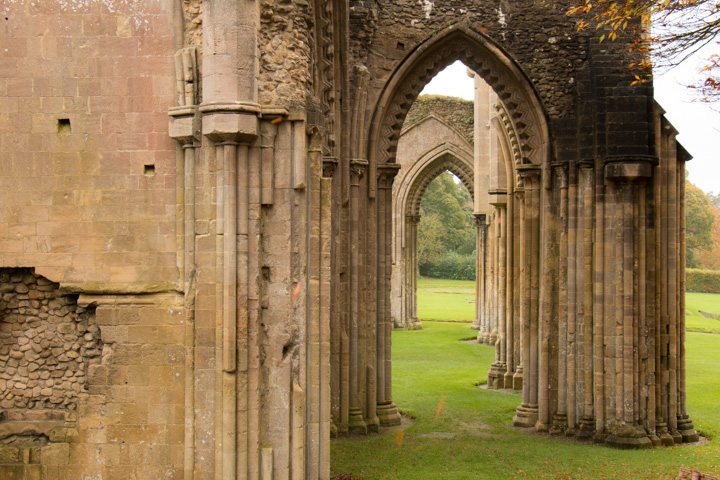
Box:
[367,23,550,177]
[392,143,475,330]
[369,24,553,433]
[404,146,475,216]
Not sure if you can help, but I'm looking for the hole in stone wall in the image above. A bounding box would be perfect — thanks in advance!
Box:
[397,41,405,49]
[262,266,270,280]
[57,118,71,134]
[143,164,156,176]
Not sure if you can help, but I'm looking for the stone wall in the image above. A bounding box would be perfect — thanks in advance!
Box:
[405,95,475,146]
[0,268,101,413]
[0,0,178,285]
[258,0,314,105]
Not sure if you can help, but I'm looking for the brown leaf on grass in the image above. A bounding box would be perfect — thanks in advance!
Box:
[393,430,405,446]
[435,394,445,419]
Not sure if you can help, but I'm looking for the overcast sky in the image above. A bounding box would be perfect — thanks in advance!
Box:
[421,59,720,195]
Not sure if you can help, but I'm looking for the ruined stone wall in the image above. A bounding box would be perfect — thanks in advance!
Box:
[352,0,584,119]
[0,269,101,413]
[258,0,314,105]
[405,95,475,145]
[0,0,179,285]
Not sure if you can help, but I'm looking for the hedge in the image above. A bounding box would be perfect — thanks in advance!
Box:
[419,252,476,281]
[686,268,720,293]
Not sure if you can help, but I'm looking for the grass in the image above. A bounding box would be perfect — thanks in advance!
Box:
[686,292,720,333]
[332,292,720,480]
[417,278,476,322]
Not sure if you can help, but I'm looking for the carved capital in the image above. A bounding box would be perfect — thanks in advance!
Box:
[350,159,368,185]
[322,157,338,178]
[406,214,422,225]
[377,163,401,189]
[474,213,487,226]
[553,164,568,189]
[168,106,200,145]
[516,166,541,190]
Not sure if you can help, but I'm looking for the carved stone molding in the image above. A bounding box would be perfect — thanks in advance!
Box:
[377,28,544,170]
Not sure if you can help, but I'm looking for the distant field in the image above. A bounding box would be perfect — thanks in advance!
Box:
[418,278,720,333]
[416,277,475,323]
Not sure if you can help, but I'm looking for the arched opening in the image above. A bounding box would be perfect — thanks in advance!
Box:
[364,23,550,431]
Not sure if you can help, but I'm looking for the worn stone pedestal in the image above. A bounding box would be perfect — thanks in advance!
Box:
[487,362,506,389]
[678,415,700,442]
[377,402,402,426]
[348,409,368,435]
[605,425,653,450]
[513,403,538,428]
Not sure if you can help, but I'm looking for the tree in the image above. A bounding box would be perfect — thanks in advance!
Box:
[419,171,475,254]
[568,0,720,101]
[417,213,445,266]
[694,203,720,270]
[685,180,715,268]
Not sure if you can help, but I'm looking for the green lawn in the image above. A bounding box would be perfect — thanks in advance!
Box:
[686,292,720,333]
[417,278,476,322]
[332,292,720,480]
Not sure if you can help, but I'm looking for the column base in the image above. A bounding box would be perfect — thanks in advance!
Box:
[577,416,595,439]
[649,434,661,447]
[677,414,700,443]
[410,321,423,330]
[656,422,675,446]
[513,403,538,428]
[365,415,380,434]
[549,413,567,435]
[488,330,498,347]
[512,367,523,390]
[330,421,339,438]
[487,362,506,389]
[503,371,515,389]
[604,425,652,449]
[335,422,348,436]
[670,429,683,445]
[470,320,481,330]
[348,408,367,435]
[377,402,401,427]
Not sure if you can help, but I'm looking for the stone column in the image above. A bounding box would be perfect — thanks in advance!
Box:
[513,167,541,427]
[504,191,516,389]
[348,160,367,434]
[404,214,422,330]
[377,164,402,427]
[603,158,653,449]
[578,163,596,438]
[168,45,200,480]
[471,214,487,331]
[487,210,507,388]
[551,164,569,434]
[512,185,525,391]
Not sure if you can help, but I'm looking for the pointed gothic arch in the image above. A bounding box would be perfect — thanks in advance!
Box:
[364,21,555,434]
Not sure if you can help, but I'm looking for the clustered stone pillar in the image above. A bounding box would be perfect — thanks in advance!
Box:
[330,161,401,436]
[483,105,697,448]
[166,0,333,477]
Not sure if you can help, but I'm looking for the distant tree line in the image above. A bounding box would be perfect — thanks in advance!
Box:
[687,180,720,270]
[417,176,719,285]
[417,171,476,280]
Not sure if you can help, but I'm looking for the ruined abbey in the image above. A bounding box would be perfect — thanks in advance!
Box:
[0,0,698,478]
